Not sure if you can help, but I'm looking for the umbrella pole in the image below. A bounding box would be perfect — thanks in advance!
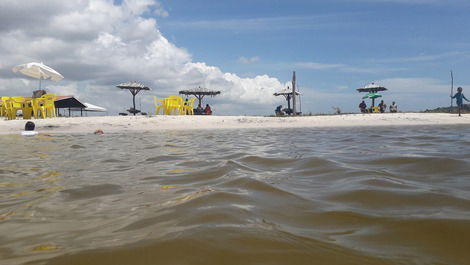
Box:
[287,95,291,112]
[197,95,202,108]
[132,94,136,116]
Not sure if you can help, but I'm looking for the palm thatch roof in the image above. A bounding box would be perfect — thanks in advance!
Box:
[357,82,387,93]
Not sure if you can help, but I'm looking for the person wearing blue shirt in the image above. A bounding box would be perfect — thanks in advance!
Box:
[451,87,469,116]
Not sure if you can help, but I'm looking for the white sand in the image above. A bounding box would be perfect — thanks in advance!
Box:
[1,113,469,135]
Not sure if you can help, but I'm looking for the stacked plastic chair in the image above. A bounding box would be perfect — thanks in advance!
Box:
[154,95,194,115]
[183,98,196,115]
[41,94,57,118]
[0,94,57,120]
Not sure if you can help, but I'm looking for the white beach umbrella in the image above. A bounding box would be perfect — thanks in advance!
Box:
[12,62,64,89]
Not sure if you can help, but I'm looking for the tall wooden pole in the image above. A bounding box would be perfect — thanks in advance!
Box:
[450,71,454,111]
[292,71,296,116]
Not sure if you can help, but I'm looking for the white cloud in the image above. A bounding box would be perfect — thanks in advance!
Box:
[294,62,344,70]
[0,0,284,115]
[292,61,407,74]
[370,51,467,64]
[378,77,449,93]
[166,14,361,32]
[238,56,260,64]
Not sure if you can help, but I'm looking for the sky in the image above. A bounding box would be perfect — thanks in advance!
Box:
[0,0,469,115]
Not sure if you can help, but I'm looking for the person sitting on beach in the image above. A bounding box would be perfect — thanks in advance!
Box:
[378,100,387,113]
[359,101,367,113]
[451,87,469,117]
[275,105,285,116]
[21,121,38,136]
[390,101,398,113]
[204,104,212,115]
[196,105,203,115]
[284,108,293,115]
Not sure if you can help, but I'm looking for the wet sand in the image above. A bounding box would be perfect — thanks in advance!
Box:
[0,113,469,135]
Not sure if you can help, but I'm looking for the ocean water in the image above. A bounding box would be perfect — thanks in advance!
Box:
[1,125,469,265]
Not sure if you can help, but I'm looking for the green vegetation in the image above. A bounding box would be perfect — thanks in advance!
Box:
[423,104,470,113]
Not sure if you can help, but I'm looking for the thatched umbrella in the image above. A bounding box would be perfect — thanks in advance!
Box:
[274,87,301,114]
[357,82,387,107]
[117,81,150,115]
[179,86,221,108]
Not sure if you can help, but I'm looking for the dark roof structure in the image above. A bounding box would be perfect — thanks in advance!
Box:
[54,96,86,109]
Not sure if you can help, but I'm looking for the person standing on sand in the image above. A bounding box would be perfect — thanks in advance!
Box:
[451,87,469,116]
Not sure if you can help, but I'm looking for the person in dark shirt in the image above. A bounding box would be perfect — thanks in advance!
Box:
[275,105,284,116]
[359,101,367,113]
[378,100,387,113]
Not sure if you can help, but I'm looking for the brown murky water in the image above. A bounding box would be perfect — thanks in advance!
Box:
[1,126,470,265]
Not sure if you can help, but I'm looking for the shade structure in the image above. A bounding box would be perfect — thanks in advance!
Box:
[357,82,387,93]
[12,62,64,90]
[273,88,302,96]
[357,82,387,107]
[362,93,382,99]
[117,81,150,115]
[54,96,86,109]
[179,86,221,108]
[274,87,301,115]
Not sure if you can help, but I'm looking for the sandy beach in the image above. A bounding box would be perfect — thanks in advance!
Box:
[0,113,469,135]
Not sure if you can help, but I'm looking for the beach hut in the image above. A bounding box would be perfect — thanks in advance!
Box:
[117,81,150,115]
[357,82,387,107]
[179,87,221,109]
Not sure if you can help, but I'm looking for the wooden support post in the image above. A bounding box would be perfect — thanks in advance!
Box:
[292,71,296,116]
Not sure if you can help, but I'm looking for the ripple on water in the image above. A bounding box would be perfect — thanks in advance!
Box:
[61,184,124,200]
[1,125,470,265]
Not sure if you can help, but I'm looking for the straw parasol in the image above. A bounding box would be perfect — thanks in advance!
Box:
[117,81,150,115]
[179,86,221,108]
[357,82,387,107]
[274,87,301,114]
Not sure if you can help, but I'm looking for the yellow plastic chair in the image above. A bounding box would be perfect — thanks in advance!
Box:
[9,97,26,120]
[372,106,380,113]
[154,96,165,115]
[32,97,46,119]
[21,98,33,119]
[0,99,4,117]
[183,98,196,115]
[1,97,12,119]
[166,96,185,115]
[40,94,57,118]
